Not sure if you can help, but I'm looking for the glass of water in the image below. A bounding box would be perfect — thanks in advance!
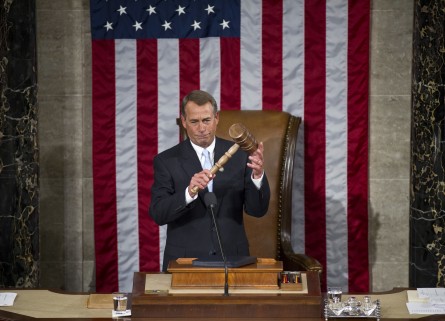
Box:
[112,293,128,312]
[327,287,343,303]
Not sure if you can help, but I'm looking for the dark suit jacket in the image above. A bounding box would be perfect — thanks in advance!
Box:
[149,137,270,270]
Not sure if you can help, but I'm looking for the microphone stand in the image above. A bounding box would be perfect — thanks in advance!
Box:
[209,204,229,296]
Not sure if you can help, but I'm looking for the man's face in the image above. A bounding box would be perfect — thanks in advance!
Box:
[181,101,219,148]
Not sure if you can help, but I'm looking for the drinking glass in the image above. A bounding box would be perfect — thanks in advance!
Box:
[327,287,343,303]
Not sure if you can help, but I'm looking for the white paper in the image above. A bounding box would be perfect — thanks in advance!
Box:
[406,302,445,314]
[0,293,17,306]
[406,290,428,303]
[417,288,445,299]
[406,288,445,314]
[112,309,131,318]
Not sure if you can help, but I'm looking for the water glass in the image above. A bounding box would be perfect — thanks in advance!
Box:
[113,293,128,312]
[327,287,343,303]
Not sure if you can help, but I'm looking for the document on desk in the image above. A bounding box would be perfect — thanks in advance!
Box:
[0,292,17,306]
[417,288,445,304]
[406,302,445,315]
[406,289,445,314]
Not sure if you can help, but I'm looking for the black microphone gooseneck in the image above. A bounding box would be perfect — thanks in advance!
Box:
[204,192,229,296]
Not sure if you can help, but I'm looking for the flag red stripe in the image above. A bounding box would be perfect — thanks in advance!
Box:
[304,0,327,287]
[91,0,371,293]
[262,0,283,111]
[92,40,119,292]
[137,40,160,272]
[347,0,370,292]
[179,39,200,107]
[220,38,241,110]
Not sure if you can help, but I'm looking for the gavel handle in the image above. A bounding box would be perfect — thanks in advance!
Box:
[190,143,240,194]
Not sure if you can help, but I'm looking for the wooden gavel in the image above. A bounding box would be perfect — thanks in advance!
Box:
[190,123,258,194]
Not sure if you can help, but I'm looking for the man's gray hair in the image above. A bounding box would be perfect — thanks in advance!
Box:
[181,90,218,118]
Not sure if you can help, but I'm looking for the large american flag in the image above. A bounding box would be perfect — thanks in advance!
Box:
[90,0,370,293]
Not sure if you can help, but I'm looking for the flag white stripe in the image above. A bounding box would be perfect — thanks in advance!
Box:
[200,37,221,105]
[283,0,306,254]
[157,39,181,270]
[282,0,305,116]
[240,0,262,110]
[115,39,139,292]
[90,0,370,293]
[325,0,349,290]
[158,40,181,154]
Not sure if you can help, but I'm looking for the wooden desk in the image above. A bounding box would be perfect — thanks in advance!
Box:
[131,271,322,319]
[1,283,445,320]
[167,260,284,289]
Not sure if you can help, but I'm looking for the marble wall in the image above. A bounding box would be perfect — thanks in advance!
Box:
[34,0,414,292]
[410,0,445,287]
[0,0,39,288]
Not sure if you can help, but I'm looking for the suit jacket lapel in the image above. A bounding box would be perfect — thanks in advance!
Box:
[212,137,228,213]
[179,139,202,179]
[214,137,226,165]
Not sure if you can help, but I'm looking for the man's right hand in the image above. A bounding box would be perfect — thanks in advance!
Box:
[188,170,214,197]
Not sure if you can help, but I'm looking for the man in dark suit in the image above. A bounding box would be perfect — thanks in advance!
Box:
[149,90,270,271]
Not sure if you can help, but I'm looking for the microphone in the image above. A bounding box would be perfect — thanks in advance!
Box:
[204,192,229,296]
[204,191,217,209]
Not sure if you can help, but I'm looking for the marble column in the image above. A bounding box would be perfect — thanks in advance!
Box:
[0,0,39,287]
[410,0,445,287]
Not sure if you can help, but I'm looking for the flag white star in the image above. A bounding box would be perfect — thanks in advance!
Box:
[176,5,186,16]
[117,5,127,15]
[146,5,156,15]
[162,20,172,31]
[205,4,215,14]
[133,21,143,31]
[104,21,113,31]
[191,20,201,30]
[220,19,230,29]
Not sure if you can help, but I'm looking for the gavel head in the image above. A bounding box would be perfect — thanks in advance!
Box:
[229,123,258,154]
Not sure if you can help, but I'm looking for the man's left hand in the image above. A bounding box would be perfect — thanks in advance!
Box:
[248,142,265,179]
